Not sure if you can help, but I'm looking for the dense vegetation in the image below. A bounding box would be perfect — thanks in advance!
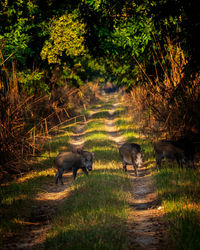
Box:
[0,1,200,175]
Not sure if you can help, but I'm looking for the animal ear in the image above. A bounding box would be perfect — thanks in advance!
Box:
[91,152,95,159]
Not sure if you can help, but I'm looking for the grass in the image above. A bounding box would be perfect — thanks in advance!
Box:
[115,109,153,161]
[0,96,134,249]
[41,166,130,250]
[0,169,55,235]
[154,167,200,249]
[116,103,200,249]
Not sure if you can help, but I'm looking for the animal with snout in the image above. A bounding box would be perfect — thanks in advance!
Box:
[153,140,186,169]
[55,149,94,184]
[119,142,144,176]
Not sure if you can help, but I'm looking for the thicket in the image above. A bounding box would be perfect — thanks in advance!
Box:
[0,0,200,179]
[0,1,105,179]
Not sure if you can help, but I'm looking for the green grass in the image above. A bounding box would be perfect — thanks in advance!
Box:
[0,169,55,235]
[154,164,200,249]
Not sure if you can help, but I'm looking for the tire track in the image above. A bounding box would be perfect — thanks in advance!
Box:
[104,93,167,250]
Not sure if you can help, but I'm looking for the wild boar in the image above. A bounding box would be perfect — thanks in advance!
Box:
[171,138,195,168]
[153,140,186,169]
[55,149,94,184]
[119,142,144,176]
[159,138,196,168]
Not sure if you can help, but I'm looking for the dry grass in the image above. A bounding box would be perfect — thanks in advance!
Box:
[126,38,200,140]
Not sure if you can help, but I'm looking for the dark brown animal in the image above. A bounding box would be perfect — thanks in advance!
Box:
[55,150,94,184]
[119,142,144,176]
[153,140,186,169]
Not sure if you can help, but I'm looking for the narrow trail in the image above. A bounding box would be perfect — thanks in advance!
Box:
[2,92,166,249]
[104,93,166,250]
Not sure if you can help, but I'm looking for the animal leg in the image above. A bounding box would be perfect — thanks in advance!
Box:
[122,160,127,172]
[55,171,59,184]
[133,164,138,176]
[156,155,163,170]
[130,155,138,176]
[55,169,64,184]
[82,167,89,177]
[72,167,78,180]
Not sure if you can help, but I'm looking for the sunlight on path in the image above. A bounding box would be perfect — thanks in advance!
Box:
[105,101,126,146]
[35,181,71,202]
[69,123,86,149]
[2,92,166,250]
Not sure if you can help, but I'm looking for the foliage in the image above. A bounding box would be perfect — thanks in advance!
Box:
[0,0,200,181]
[0,0,40,65]
[125,38,200,138]
[41,13,86,64]
[18,69,48,94]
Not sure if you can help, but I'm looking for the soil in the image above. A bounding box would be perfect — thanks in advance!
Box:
[2,92,167,250]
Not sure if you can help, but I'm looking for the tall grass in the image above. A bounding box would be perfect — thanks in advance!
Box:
[126,38,200,139]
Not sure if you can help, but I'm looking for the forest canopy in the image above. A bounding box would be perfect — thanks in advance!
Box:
[1,0,199,91]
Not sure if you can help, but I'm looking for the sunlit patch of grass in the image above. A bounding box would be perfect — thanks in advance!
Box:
[154,167,200,249]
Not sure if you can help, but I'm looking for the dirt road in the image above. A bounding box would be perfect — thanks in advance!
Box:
[2,92,166,249]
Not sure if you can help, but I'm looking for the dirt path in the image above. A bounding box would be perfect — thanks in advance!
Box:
[126,167,167,250]
[104,94,166,250]
[2,93,166,249]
